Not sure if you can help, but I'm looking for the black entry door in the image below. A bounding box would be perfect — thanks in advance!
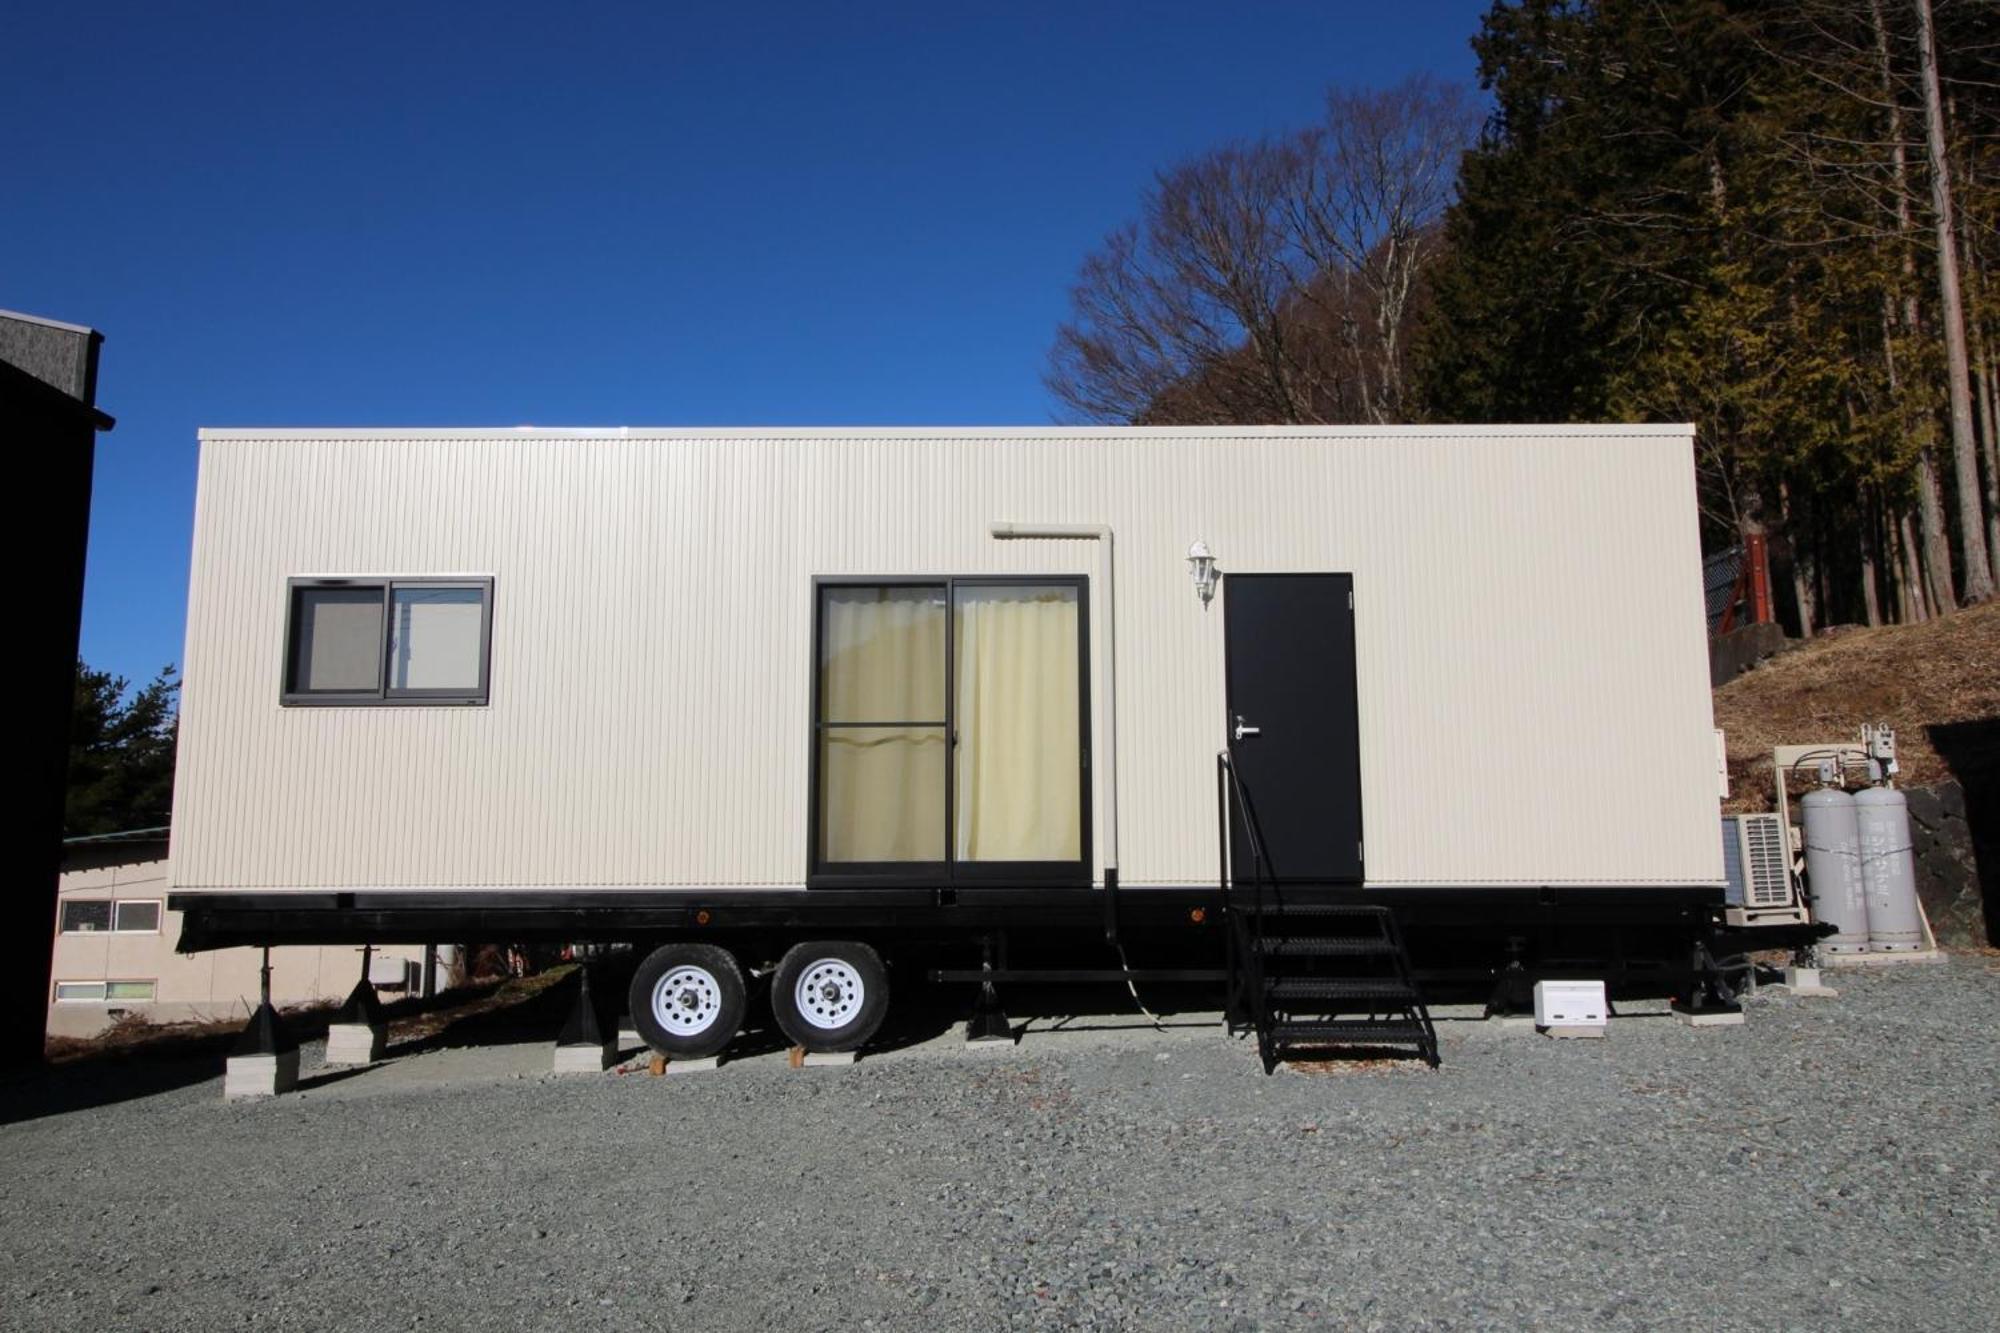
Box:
[1223,573,1363,884]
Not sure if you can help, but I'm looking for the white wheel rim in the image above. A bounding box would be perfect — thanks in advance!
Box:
[794,959,865,1031]
[652,965,723,1037]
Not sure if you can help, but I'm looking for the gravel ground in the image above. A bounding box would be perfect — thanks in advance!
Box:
[2,960,1996,1332]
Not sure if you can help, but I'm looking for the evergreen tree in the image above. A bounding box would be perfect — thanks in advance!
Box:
[67,662,179,837]
[1415,0,1999,625]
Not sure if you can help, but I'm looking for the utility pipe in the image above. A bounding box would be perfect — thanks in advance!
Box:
[988,522,1117,889]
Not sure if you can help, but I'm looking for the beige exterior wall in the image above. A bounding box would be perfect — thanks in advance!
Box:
[50,853,426,1037]
[171,426,1723,895]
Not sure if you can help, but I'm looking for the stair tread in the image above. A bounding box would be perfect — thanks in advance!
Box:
[1269,1020,1430,1045]
[1267,978,1419,1001]
[1256,937,1397,956]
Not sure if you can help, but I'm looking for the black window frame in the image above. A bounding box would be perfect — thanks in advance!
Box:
[281,577,495,707]
[808,574,1092,889]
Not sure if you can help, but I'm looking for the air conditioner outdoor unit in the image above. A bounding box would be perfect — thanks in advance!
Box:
[1721,812,1808,926]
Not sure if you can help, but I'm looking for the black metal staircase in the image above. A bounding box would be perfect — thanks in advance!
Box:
[1220,754,1439,1075]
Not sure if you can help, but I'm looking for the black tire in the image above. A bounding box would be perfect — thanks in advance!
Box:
[628,943,746,1059]
[770,940,890,1053]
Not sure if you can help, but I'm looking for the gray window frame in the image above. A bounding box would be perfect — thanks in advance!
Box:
[51,980,157,1004]
[807,574,1092,888]
[281,577,494,707]
[112,900,162,935]
[59,900,113,934]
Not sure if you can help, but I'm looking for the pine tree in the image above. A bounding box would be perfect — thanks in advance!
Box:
[66,662,179,837]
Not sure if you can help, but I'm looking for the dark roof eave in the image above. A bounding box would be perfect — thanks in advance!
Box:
[62,826,170,847]
[0,357,113,430]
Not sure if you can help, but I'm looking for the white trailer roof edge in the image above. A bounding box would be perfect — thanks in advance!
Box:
[197,423,1698,442]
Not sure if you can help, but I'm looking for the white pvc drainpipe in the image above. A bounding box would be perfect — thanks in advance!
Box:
[989,522,1117,889]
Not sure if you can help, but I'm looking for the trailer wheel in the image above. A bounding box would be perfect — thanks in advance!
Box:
[629,943,745,1059]
[771,941,889,1053]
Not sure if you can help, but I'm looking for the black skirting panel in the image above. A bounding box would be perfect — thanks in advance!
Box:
[170,883,1801,1003]
[171,883,1727,948]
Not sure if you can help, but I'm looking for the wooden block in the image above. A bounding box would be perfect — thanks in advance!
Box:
[788,1045,806,1068]
[648,1054,667,1076]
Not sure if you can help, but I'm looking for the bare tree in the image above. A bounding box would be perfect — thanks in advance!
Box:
[1285,77,1477,422]
[1045,145,1307,425]
[1047,77,1476,425]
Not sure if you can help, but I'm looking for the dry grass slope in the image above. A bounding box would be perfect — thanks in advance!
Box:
[1715,601,2000,811]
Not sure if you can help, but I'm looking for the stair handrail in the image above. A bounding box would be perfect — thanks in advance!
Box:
[1217,748,1283,1059]
[1377,903,1441,1067]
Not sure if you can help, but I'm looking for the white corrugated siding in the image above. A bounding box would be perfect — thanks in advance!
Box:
[171,427,1722,891]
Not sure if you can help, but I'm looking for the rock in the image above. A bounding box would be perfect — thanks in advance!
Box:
[1904,785,1947,832]
[1903,782,1988,947]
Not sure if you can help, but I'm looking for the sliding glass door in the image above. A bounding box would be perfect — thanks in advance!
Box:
[812,577,1089,885]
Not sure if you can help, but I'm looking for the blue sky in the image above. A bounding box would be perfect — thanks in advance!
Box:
[6,2,1490,689]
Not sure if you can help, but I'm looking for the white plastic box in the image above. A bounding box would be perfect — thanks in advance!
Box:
[1533,980,1608,1036]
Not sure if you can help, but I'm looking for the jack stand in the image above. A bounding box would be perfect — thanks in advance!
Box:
[1483,936,1533,1017]
[1673,939,1746,1027]
[966,934,1014,1044]
[325,945,387,1064]
[552,966,616,1073]
[225,948,299,1098]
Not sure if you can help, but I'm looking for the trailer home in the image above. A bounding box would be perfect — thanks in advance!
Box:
[169,425,1771,1067]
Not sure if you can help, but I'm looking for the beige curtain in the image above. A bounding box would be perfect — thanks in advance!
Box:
[819,586,947,862]
[954,585,1081,862]
[819,586,946,722]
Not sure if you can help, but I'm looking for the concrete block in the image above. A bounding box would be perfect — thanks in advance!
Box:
[1541,1025,1606,1039]
[551,1042,616,1073]
[1672,1005,1745,1028]
[225,1050,300,1099]
[958,1033,1022,1051]
[323,1022,386,1065]
[802,1049,857,1067]
[665,1055,721,1075]
[1782,966,1839,998]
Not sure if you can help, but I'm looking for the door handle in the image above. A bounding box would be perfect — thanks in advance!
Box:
[1233,716,1261,741]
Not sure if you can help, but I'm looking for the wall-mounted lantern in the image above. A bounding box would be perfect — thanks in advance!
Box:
[1186,539,1218,608]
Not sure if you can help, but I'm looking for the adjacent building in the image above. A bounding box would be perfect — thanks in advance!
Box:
[4,308,114,1065]
[51,830,429,1039]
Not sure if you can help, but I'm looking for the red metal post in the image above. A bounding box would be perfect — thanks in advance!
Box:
[1745,533,1774,625]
